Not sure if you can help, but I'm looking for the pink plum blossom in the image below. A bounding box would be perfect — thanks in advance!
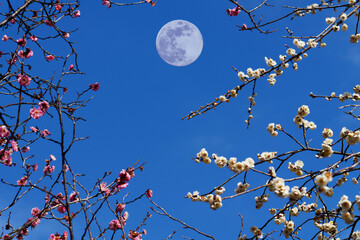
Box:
[27,217,40,229]
[17,74,31,86]
[45,19,53,27]
[30,126,38,132]
[146,189,153,198]
[38,101,50,112]
[2,35,9,41]
[17,176,28,186]
[18,48,33,58]
[33,163,38,171]
[0,125,10,138]
[16,38,26,46]
[30,107,44,119]
[42,129,51,137]
[43,165,55,175]
[99,182,110,196]
[46,55,55,61]
[3,157,12,166]
[116,203,125,213]
[119,169,131,181]
[102,0,111,7]
[22,146,30,153]
[128,231,142,240]
[72,10,80,18]
[109,219,121,231]
[1,148,13,166]
[69,191,79,202]
[3,234,10,240]
[31,207,40,217]
[68,64,75,71]
[56,204,66,214]
[242,24,247,30]
[10,140,18,152]
[89,82,100,91]
[226,6,241,16]
[30,35,37,41]
[116,182,129,189]
[63,32,70,38]
[55,4,62,11]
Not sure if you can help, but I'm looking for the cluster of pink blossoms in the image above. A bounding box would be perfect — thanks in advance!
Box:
[30,101,50,119]
[89,82,100,91]
[18,48,33,59]
[109,211,129,231]
[0,125,10,138]
[128,230,145,240]
[46,55,55,61]
[0,148,13,166]
[50,192,67,214]
[26,206,47,230]
[17,176,28,186]
[49,231,68,240]
[226,6,240,16]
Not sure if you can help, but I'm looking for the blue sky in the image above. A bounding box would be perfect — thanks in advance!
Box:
[2,0,360,239]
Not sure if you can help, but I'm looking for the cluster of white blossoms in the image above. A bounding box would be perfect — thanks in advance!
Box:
[288,160,304,176]
[328,90,360,102]
[267,73,276,86]
[257,151,277,163]
[317,138,334,158]
[289,186,307,201]
[250,226,263,239]
[315,171,333,187]
[290,207,300,216]
[268,166,276,177]
[274,213,286,225]
[325,17,336,24]
[266,123,281,137]
[350,33,360,43]
[352,230,360,240]
[218,94,230,103]
[185,191,223,210]
[298,202,317,213]
[214,155,228,168]
[235,182,250,194]
[195,148,256,173]
[254,194,269,209]
[338,195,355,224]
[340,127,360,145]
[268,177,290,198]
[195,148,211,164]
[293,38,305,49]
[215,186,225,195]
[308,38,318,48]
[226,156,255,173]
[282,220,295,238]
[238,67,266,82]
[314,221,337,235]
[293,105,317,129]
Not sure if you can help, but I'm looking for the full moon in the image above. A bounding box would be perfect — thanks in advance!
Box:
[156,20,203,67]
